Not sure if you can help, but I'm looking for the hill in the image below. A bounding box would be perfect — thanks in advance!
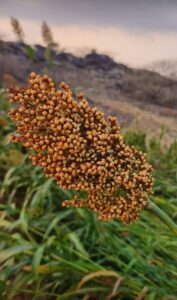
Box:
[0,41,177,142]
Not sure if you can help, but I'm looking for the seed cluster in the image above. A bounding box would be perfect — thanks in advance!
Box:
[8,73,153,223]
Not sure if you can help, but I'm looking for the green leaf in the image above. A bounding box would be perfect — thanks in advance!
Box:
[67,232,89,257]
[32,245,45,275]
[0,245,32,264]
[26,45,35,63]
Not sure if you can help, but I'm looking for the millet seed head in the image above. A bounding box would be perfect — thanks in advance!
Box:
[8,73,154,224]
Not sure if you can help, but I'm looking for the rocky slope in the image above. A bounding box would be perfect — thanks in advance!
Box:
[0,41,177,143]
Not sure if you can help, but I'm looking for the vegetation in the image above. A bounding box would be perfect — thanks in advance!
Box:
[8,73,153,224]
[42,21,59,63]
[10,17,24,43]
[42,21,58,50]
[0,88,177,299]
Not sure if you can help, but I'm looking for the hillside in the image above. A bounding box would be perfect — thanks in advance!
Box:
[0,41,177,142]
[147,60,177,80]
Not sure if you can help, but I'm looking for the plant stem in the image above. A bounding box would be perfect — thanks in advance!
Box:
[147,198,177,235]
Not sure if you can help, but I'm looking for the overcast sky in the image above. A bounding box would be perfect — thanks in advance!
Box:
[1,0,177,66]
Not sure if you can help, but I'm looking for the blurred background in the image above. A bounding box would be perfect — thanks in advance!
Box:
[0,1,177,299]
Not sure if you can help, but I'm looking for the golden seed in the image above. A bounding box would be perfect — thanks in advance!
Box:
[8,73,153,224]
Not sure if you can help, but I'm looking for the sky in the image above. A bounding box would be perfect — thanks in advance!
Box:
[1,0,177,67]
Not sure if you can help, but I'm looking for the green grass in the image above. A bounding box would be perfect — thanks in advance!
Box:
[0,89,177,299]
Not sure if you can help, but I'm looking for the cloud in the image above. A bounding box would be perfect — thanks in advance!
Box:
[1,17,177,67]
[1,0,177,30]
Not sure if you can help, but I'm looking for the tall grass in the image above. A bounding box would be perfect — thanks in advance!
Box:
[0,89,177,299]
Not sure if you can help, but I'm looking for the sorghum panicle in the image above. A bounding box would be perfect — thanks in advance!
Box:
[8,73,153,223]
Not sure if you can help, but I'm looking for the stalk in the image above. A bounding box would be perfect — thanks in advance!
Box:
[147,198,177,235]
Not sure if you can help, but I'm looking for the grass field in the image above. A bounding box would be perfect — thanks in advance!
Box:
[0,88,177,299]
